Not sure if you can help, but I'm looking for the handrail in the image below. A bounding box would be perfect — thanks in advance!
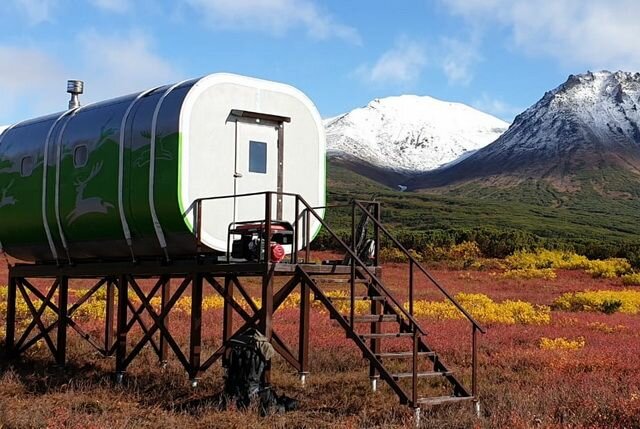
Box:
[192,190,483,334]
[192,190,481,404]
[353,200,486,334]
[293,194,426,335]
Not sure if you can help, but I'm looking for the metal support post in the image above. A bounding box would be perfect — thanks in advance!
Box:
[159,277,171,364]
[189,273,203,383]
[56,276,68,366]
[115,275,128,382]
[298,275,310,385]
[105,279,115,355]
[223,276,234,343]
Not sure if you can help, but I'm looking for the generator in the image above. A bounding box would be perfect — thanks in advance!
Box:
[229,221,294,262]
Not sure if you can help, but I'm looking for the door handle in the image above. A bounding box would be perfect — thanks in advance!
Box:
[234,172,243,178]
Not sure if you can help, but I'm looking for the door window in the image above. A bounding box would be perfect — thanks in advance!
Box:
[248,141,267,173]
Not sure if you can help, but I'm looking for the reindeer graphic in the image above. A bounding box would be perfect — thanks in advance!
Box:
[135,130,174,167]
[66,162,114,224]
[0,179,16,208]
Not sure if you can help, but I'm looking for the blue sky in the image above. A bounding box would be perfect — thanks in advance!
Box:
[1,0,639,125]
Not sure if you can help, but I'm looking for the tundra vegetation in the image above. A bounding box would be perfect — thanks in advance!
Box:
[0,245,639,428]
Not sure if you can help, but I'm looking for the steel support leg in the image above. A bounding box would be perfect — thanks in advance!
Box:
[105,279,115,356]
[261,270,274,340]
[189,273,203,384]
[115,275,128,382]
[159,278,171,365]
[223,276,233,343]
[56,276,68,366]
[369,277,381,391]
[298,276,310,385]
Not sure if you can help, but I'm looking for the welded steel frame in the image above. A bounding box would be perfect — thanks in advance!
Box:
[4,259,349,381]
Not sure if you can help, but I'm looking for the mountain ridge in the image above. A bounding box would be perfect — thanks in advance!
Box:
[407,70,640,192]
[325,94,508,185]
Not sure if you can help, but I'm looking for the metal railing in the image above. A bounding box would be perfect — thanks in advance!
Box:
[192,191,485,403]
[349,200,486,401]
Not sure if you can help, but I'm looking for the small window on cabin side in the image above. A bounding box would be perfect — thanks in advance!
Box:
[74,145,88,168]
[20,156,34,177]
[248,141,267,174]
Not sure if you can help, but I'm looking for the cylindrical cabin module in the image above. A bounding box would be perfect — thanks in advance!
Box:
[0,73,326,262]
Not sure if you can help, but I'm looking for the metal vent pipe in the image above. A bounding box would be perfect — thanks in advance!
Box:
[67,80,84,109]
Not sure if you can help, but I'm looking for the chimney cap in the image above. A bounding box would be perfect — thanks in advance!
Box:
[67,80,84,95]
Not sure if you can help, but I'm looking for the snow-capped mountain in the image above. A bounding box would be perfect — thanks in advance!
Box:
[325,95,509,173]
[409,71,640,190]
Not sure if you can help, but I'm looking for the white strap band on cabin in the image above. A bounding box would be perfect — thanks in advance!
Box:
[117,87,162,249]
[41,110,76,262]
[149,80,190,252]
[54,107,86,259]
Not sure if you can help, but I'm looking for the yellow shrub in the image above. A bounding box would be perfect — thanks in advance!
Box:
[553,290,640,314]
[73,300,106,320]
[203,295,225,311]
[539,336,585,350]
[447,241,482,260]
[379,248,423,263]
[279,292,301,310]
[501,268,557,280]
[505,249,590,270]
[321,290,370,315]
[586,259,632,278]
[505,250,631,278]
[0,286,32,319]
[622,273,640,286]
[408,293,551,325]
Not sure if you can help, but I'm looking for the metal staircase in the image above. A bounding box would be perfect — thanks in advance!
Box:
[290,197,486,419]
[192,191,486,420]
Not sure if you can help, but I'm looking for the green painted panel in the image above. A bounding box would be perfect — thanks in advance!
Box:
[125,90,164,247]
[57,102,129,258]
[0,116,57,259]
[153,85,192,237]
[0,77,248,261]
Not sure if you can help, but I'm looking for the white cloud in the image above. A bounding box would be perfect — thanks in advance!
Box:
[0,31,181,122]
[442,0,640,70]
[12,0,57,25]
[184,0,360,44]
[0,45,67,117]
[89,0,130,13]
[472,93,523,122]
[440,38,481,86]
[357,38,427,85]
[75,30,181,100]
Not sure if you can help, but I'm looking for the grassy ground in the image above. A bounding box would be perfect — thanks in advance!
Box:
[1,253,639,429]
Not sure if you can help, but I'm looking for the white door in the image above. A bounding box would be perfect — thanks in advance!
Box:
[234,120,280,223]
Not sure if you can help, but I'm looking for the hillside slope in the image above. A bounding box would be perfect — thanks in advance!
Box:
[409,71,640,192]
[325,95,508,186]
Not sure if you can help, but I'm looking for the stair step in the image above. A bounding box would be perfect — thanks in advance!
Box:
[359,332,414,339]
[391,371,450,380]
[325,295,386,302]
[417,395,474,406]
[311,277,369,284]
[342,314,399,323]
[376,351,435,359]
